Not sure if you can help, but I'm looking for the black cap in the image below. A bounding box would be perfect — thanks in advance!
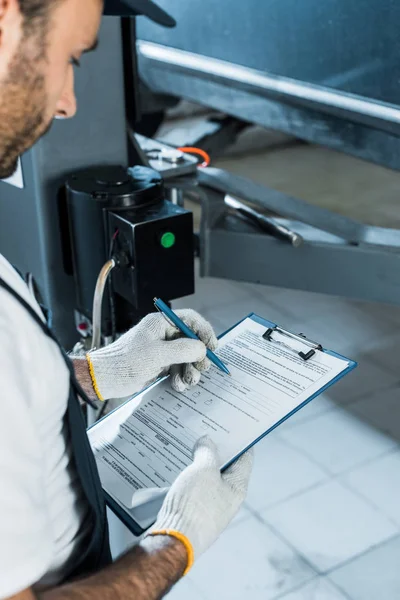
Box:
[103,0,176,27]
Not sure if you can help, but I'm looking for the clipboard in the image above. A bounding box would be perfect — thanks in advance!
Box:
[92,313,357,536]
[220,313,357,469]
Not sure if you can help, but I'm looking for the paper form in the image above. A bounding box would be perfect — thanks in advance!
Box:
[88,317,349,514]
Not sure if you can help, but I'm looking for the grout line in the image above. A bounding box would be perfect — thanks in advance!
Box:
[276,435,336,478]
[268,576,321,600]
[247,443,400,520]
[277,404,338,432]
[249,509,320,577]
[245,477,330,515]
[279,383,400,436]
[327,579,355,600]
[278,406,400,478]
[277,377,400,432]
[260,505,400,583]
[335,444,400,478]
[338,455,400,532]
[227,507,254,530]
[324,532,400,577]
[250,481,400,578]
[269,575,354,600]
[276,434,400,493]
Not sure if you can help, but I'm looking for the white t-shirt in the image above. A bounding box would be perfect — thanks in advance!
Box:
[0,255,91,599]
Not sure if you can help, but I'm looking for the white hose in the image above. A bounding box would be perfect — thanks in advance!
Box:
[91,259,116,351]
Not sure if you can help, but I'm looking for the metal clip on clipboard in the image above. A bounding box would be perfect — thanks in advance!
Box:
[263,327,323,361]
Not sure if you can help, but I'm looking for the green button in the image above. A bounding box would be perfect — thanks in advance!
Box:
[160,232,176,249]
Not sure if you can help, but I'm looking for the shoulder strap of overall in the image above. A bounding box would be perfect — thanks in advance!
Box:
[0,274,112,576]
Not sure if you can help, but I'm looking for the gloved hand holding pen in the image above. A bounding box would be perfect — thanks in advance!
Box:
[86,310,218,401]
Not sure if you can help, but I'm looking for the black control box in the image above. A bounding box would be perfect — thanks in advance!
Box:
[66,166,194,335]
[108,204,194,310]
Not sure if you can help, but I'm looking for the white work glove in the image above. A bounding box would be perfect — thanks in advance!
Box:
[147,437,253,573]
[86,310,218,401]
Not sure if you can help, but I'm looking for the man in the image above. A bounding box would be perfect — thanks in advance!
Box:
[0,1,253,599]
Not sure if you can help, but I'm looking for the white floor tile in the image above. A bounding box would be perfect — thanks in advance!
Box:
[228,284,298,324]
[246,436,327,512]
[276,577,349,600]
[173,273,284,335]
[278,395,339,430]
[200,312,232,338]
[199,301,257,333]
[266,292,359,328]
[175,269,259,313]
[329,536,400,600]
[263,481,398,572]
[355,300,400,329]
[172,274,250,336]
[215,142,400,229]
[349,386,400,442]
[322,358,398,405]
[172,296,227,335]
[365,334,400,375]
[167,577,207,600]
[198,298,287,335]
[229,504,252,527]
[189,517,316,600]
[341,449,400,527]
[289,308,396,358]
[279,406,396,475]
[163,129,400,600]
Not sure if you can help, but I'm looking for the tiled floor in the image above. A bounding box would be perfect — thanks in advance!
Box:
[111,132,400,597]
[169,263,400,598]
[214,141,400,229]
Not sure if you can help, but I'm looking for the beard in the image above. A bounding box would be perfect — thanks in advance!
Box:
[0,37,51,179]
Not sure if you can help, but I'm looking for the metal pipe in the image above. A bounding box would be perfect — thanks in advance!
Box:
[169,188,184,206]
[224,195,303,247]
[91,259,116,351]
[138,41,400,134]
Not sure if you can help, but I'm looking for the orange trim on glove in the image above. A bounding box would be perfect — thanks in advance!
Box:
[86,353,105,401]
[149,530,194,575]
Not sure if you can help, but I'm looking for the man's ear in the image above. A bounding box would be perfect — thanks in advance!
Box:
[0,0,8,19]
[0,0,23,77]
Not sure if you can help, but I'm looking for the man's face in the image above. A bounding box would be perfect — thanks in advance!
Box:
[0,0,102,178]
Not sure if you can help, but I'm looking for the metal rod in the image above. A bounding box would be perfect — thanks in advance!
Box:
[267,327,322,351]
[169,188,184,206]
[91,259,116,351]
[224,195,303,247]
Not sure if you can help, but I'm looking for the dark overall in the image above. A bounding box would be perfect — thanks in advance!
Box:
[0,276,112,582]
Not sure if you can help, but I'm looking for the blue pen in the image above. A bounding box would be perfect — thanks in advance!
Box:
[154,297,231,376]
